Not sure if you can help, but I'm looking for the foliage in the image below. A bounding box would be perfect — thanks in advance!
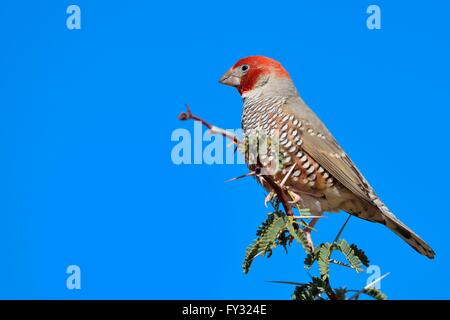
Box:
[291,277,326,300]
[363,288,388,300]
[242,200,387,300]
[243,210,297,274]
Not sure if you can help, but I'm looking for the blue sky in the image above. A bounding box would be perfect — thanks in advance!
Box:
[0,0,449,299]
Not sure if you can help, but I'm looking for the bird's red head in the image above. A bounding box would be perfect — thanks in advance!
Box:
[219,56,291,95]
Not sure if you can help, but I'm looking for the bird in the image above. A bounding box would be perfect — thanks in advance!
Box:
[219,55,435,259]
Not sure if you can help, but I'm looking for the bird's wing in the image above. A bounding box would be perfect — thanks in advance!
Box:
[282,99,374,204]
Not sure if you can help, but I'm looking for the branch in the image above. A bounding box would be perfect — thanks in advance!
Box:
[323,277,339,300]
[329,259,354,269]
[178,104,239,145]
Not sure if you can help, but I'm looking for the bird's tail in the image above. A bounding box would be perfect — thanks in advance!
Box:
[357,190,436,259]
[383,214,435,259]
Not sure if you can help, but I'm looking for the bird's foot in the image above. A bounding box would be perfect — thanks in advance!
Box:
[287,190,302,204]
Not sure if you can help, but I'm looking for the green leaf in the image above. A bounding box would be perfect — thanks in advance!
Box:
[259,214,287,252]
[317,243,332,279]
[336,239,364,273]
[304,251,317,270]
[363,288,387,300]
[291,277,326,300]
[350,244,370,267]
[242,212,288,274]
[242,239,261,274]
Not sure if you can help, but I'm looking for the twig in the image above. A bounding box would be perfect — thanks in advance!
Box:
[333,214,352,243]
[323,277,339,300]
[178,104,239,145]
[280,164,296,187]
[293,215,326,219]
[225,171,256,183]
[267,280,306,286]
[329,259,354,269]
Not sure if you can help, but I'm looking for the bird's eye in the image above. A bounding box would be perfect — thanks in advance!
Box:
[241,64,250,72]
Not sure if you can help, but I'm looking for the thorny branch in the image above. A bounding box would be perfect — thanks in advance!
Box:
[178,104,239,145]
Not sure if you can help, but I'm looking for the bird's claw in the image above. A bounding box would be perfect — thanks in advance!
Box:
[288,191,302,204]
[264,192,276,208]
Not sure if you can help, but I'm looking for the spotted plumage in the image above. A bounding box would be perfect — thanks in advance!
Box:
[241,92,335,197]
[219,55,435,259]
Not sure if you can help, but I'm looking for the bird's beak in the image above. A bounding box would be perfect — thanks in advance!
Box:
[219,69,241,87]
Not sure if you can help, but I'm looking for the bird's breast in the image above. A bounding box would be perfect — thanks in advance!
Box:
[241,96,335,197]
